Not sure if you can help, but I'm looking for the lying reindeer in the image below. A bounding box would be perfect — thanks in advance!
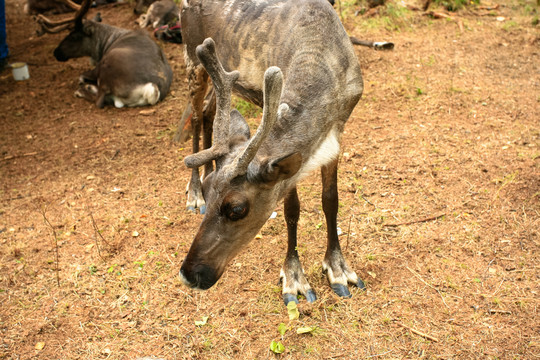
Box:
[36,0,173,108]
[136,0,180,29]
[179,0,365,305]
[133,0,157,14]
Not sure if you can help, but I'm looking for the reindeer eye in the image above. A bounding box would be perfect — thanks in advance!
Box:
[231,205,247,219]
[222,201,249,221]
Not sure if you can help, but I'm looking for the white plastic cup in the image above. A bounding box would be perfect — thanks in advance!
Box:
[11,62,30,81]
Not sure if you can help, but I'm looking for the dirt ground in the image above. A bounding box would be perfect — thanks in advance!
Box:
[0,0,539,359]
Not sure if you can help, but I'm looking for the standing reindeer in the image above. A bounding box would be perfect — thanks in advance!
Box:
[179,0,365,305]
[36,0,173,108]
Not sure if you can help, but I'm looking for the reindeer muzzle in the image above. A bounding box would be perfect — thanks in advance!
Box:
[54,48,69,62]
[179,262,218,290]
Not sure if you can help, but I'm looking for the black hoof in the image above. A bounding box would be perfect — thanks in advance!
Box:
[356,278,366,291]
[283,293,299,306]
[305,289,317,303]
[331,284,352,298]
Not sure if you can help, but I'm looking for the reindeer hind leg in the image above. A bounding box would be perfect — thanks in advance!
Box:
[185,64,209,213]
[201,87,216,179]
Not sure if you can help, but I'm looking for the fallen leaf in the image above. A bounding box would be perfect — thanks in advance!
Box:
[296,326,317,334]
[269,340,285,354]
[278,322,288,336]
[287,301,299,320]
[35,342,45,350]
[195,316,209,326]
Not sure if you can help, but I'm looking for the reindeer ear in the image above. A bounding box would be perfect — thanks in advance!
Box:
[229,109,251,140]
[256,152,302,185]
[82,20,94,35]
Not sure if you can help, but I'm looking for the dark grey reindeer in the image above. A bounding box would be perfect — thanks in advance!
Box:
[179,0,366,305]
[36,0,173,108]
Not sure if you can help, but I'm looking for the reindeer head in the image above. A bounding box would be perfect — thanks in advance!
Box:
[53,19,99,62]
[179,39,302,290]
[34,0,97,61]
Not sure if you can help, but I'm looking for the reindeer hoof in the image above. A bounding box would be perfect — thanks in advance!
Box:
[283,293,299,305]
[199,205,206,215]
[282,289,317,305]
[331,284,352,298]
[305,289,317,303]
[356,278,366,291]
[187,205,196,213]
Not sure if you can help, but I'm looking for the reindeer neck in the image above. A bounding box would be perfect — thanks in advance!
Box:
[90,22,130,63]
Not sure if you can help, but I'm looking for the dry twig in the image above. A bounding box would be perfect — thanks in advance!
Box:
[489,309,512,315]
[345,214,353,251]
[384,213,445,227]
[88,210,111,258]
[2,152,39,162]
[40,207,60,286]
[396,321,439,342]
[406,266,449,308]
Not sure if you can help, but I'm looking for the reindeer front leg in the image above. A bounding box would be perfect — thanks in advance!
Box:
[74,68,99,104]
[280,187,317,305]
[321,159,366,297]
[186,65,209,213]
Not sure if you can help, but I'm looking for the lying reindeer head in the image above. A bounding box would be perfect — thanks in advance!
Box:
[179,39,303,290]
[34,0,97,61]
[53,19,99,62]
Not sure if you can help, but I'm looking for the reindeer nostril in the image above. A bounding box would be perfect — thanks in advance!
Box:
[179,263,218,290]
[179,268,194,288]
[193,264,218,290]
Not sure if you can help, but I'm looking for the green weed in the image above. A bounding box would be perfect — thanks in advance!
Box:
[434,0,480,12]
[232,97,262,119]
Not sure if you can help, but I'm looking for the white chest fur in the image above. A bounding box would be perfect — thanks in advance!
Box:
[297,127,340,180]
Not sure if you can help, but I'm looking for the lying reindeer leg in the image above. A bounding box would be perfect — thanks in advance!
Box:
[74,82,99,102]
[321,159,366,297]
[78,68,98,86]
[280,187,317,305]
[74,67,99,103]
